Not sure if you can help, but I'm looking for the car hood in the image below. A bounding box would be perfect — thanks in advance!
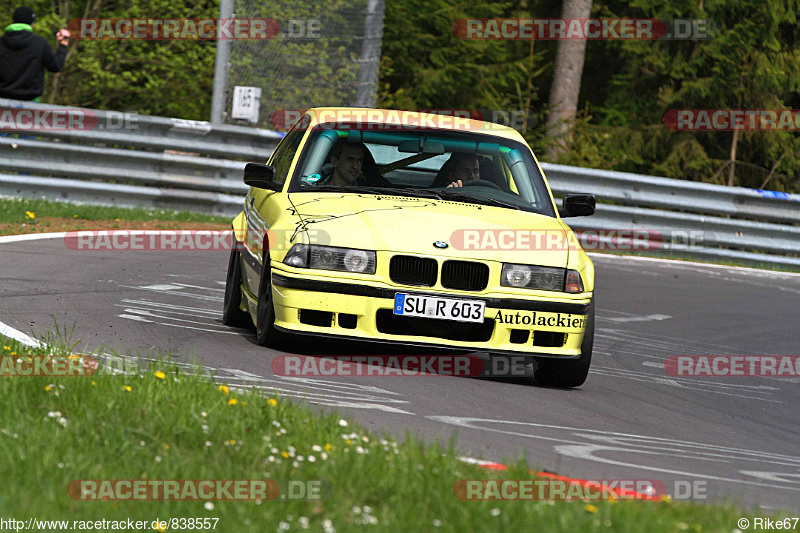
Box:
[287,193,570,267]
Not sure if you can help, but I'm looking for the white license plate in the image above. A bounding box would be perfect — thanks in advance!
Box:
[393,293,485,323]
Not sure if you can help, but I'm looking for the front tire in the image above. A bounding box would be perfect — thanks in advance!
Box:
[255,255,282,347]
[533,300,594,388]
[222,244,253,328]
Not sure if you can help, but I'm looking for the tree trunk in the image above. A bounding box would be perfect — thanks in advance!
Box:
[50,0,105,104]
[545,0,593,161]
[48,0,71,104]
[759,151,787,189]
[727,128,738,187]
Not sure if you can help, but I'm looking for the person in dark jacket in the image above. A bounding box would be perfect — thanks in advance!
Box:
[0,7,70,101]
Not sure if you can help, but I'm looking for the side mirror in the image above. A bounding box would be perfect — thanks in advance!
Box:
[243,163,281,191]
[559,194,595,217]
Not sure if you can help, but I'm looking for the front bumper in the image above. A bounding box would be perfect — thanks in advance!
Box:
[261,268,592,358]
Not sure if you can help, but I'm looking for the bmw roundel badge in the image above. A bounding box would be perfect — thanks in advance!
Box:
[433,241,449,249]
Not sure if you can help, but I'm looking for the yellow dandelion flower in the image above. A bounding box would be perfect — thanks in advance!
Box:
[25,211,35,219]
[10,352,16,356]
[44,385,52,391]
[154,371,166,380]
[123,385,132,392]
[267,398,277,407]
[91,381,97,386]
[227,398,238,406]
[346,439,352,445]
[281,451,289,458]
[3,346,9,350]
[325,444,331,451]
[163,443,171,450]
[585,504,598,514]
[218,385,229,395]
[73,215,78,218]
[660,495,672,502]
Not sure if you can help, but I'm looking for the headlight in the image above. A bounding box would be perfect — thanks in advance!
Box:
[284,244,376,274]
[501,264,565,291]
[343,249,371,272]
[283,244,309,267]
[503,264,532,287]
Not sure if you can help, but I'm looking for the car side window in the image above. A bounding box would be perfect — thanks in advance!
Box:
[268,123,306,184]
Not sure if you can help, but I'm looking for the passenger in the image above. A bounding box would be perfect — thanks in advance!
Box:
[443,153,480,188]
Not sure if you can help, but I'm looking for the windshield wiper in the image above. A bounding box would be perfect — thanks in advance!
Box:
[436,190,522,210]
[374,187,442,200]
[298,185,344,192]
[296,185,442,200]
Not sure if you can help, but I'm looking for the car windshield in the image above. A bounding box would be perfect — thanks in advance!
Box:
[288,125,556,217]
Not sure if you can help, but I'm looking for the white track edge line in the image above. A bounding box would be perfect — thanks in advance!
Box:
[0,230,231,245]
[1,231,795,277]
[0,320,43,347]
[0,232,68,244]
[587,252,800,276]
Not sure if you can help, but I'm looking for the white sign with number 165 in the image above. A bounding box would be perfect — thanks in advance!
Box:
[232,86,262,123]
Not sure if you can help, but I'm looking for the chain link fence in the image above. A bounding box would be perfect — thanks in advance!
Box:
[226,0,385,129]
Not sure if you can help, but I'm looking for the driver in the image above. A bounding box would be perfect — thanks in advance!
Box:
[316,142,368,186]
[444,153,481,188]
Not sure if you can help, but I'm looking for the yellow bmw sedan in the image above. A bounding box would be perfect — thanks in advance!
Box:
[223,108,596,387]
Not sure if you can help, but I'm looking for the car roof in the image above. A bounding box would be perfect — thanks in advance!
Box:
[304,107,526,143]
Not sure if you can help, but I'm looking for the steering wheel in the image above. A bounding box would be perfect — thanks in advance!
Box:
[459,179,502,191]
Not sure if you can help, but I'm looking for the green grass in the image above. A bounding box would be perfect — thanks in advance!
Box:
[0,196,230,224]
[0,335,788,531]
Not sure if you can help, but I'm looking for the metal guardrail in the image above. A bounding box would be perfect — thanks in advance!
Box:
[0,98,797,267]
[540,163,800,267]
[541,163,800,225]
[0,172,243,214]
[0,98,284,160]
[0,136,248,195]
[0,98,275,215]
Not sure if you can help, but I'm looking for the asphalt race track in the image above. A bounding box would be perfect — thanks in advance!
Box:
[1,234,798,511]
